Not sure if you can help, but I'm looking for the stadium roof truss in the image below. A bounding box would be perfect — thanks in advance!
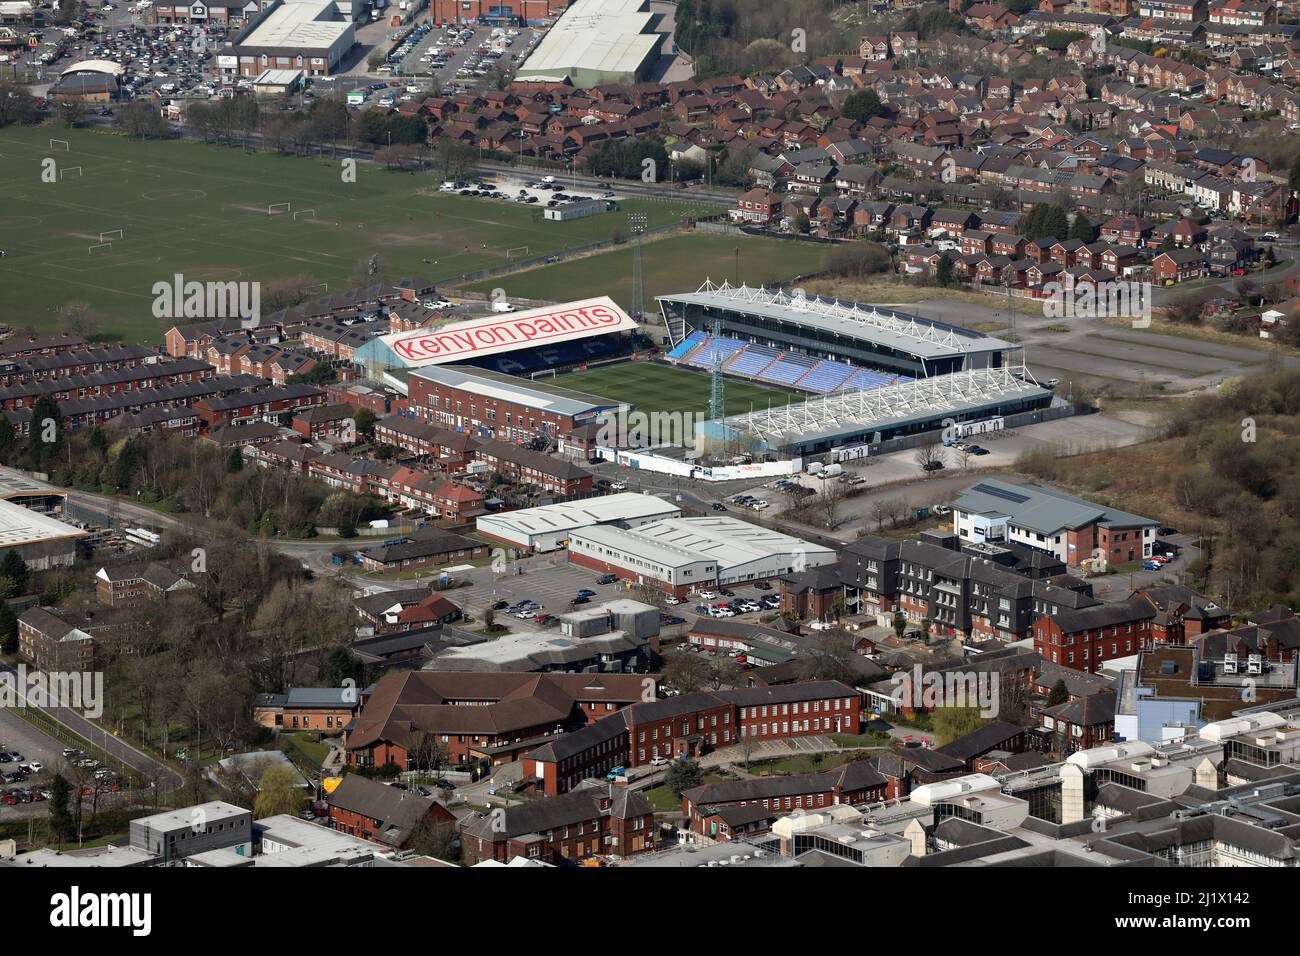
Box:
[689,280,971,357]
[719,365,1043,444]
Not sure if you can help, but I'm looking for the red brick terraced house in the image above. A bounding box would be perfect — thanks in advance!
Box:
[681,761,888,842]
[325,774,457,851]
[1033,595,1158,674]
[460,785,655,865]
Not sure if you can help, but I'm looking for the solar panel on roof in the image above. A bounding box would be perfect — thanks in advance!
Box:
[971,482,1030,504]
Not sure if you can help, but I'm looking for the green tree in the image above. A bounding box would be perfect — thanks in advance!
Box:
[1068,214,1097,243]
[1046,678,1069,708]
[1289,153,1300,191]
[936,255,955,288]
[49,774,74,841]
[319,645,363,688]
[226,447,245,473]
[841,89,883,124]
[932,706,986,746]
[0,417,14,464]
[354,407,377,440]
[0,599,16,654]
[665,759,704,797]
[0,550,29,595]
[253,765,307,818]
[26,393,62,472]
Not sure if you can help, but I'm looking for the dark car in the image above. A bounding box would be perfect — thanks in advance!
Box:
[922,460,945,472]
[970,446,990,456]
[491,599,509,610]
[598,573,618,584]
[719,589,735,597]
[754,581,772,590]
[710,503,726,512]
[662,616,686,626]
[571,595,590,605]
[576,589,596,598]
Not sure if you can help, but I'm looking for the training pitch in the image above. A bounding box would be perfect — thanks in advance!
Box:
[0,126,712,343]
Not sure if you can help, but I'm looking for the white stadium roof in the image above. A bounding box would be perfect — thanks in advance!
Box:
[659,280,1012,362]
[716,365,1050,446]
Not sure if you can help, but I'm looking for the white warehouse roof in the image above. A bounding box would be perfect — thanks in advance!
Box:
[570,516,836,574]
[476,492,680,543]
[517,0,660,83]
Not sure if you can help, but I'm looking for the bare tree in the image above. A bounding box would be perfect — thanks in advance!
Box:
[915,443,945,473]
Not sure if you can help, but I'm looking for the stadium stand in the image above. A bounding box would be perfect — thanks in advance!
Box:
[665,331,707,362]
[725,344,780,378]
[665,334,912,395]
[757,352,818,387]
[796,360,857,393]
[686,336,746,369]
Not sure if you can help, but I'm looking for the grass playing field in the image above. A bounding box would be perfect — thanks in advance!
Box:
[0,125,712,343]
[464,231,833,310]
[552,361,801,418]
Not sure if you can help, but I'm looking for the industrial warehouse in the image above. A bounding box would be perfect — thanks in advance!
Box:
[475,492,681,553]
[513,0,665,87]
[567,515,836,597]
[222,0,358,79]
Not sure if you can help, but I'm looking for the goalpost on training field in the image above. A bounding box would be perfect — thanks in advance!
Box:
[49,139,69,151]
[59,167,82,180]
[267,202,291,216]
[99,229,124,242]
[88,242,112,254]
[293,209,316,221]
[507,246,530,259]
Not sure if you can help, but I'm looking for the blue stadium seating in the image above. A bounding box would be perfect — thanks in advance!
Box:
[666,332,706,362]
[724,344,780,377]
[757,352,818,386]
[686,336,746,369]
[796,360,857,394]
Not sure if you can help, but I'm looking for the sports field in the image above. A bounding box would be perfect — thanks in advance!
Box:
[465,232,833,310]
[0,126,711,343]
[552,361,801,418]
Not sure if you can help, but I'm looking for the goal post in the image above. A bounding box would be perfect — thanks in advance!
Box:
[59,166,82,180]
[292,209,316,220]
[529,368,558,381]
[267,202,291,216]
[506,246,529,259]
[88,242,111,254]
[49,139,69,151]
[99,229,124,242]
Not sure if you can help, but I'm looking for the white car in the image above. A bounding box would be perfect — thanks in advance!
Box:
[697,590,718,600]
[664,596,680,605]
[650,756,669,767]
[28,761,43,772]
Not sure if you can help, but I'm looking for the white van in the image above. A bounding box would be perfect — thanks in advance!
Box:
[490,300,517,313]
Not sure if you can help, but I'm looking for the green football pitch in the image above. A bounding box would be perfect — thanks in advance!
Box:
[0,126,712,343]
[465,231,833,310]
[551,361,802,418]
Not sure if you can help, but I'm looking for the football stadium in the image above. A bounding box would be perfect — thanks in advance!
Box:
[357,285,1067,468]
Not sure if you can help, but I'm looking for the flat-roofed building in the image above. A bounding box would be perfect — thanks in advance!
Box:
[475,492,681,553]
[514,0,662,87]
[567,516,836,597]
[223,0,356,78]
